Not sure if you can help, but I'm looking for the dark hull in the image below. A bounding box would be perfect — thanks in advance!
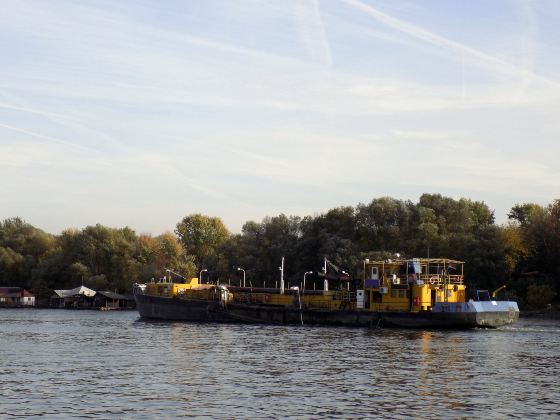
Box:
[135,293,519,329]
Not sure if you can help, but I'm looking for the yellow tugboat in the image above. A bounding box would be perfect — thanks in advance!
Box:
[133,258,519,328]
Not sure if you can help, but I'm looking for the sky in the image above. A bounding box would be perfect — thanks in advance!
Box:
[1,0,559,235]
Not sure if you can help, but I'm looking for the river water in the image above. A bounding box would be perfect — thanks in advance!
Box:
[1,309,559,419]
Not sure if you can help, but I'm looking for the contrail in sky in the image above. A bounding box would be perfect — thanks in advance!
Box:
[342,0,560,89]
[0,123,100,154]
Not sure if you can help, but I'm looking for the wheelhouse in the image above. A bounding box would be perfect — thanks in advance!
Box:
[359,258,466,312]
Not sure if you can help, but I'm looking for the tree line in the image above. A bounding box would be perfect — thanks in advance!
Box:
[1,194,558,308]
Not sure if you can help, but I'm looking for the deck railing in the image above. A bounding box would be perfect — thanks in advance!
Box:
[418,274,463,285]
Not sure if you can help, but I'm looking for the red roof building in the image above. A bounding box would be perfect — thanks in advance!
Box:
[0,287,35,307]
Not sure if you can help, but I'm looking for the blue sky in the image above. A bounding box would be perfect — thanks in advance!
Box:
[1,0,559,234]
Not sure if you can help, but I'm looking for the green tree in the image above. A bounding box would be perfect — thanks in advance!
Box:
[0,246,25,286]
[67,262,89,286]
[355,197,413,253]
[500,223,529,276]
[0,218,55,287]
[526,283,557,308]
[175,214,230,269]
[298,208,356,279]
[508,203,544,226]
[86,274,110,291]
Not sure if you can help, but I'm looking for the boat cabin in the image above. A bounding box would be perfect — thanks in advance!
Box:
[359,258,466,312]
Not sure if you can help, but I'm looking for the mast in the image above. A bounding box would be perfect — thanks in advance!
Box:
[323,257,328,291]
[280,256,285,295]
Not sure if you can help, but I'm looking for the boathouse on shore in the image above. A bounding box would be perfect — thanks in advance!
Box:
[52,286,96,308]
[94,291,135,309]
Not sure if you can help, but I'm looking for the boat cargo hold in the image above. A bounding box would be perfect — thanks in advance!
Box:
[133,258,519,328]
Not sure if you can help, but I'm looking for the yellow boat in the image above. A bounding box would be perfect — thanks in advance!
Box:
[133,258,519,328]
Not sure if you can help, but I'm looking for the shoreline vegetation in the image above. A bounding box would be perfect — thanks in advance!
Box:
[520,304,560,319]
[1,194,558,311]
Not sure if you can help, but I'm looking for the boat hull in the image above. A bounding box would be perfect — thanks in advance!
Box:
[134,293,519,329]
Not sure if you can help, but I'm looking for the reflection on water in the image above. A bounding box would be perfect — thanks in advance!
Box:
[1,310,559,418]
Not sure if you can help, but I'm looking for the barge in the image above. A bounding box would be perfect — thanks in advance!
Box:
[133,258,519,328]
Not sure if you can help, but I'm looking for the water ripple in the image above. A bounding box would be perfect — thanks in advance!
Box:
[1,310,559,418]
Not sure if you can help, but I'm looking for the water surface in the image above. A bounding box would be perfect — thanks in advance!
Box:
[1,309,559,418]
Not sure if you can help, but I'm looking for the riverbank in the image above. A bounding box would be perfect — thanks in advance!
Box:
[520,305,560,319]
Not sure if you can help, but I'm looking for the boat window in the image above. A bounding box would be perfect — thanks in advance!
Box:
[476,290,491,301]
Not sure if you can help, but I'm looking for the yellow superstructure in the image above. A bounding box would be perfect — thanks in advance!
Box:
[361,258,466,312]
[146,277,200,297]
